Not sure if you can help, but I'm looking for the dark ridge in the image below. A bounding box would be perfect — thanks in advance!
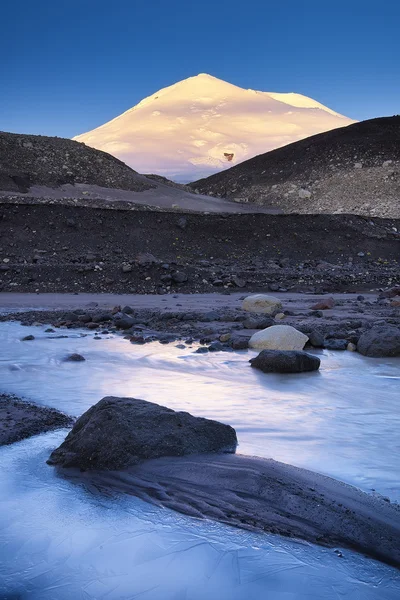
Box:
[190,116,400,218]
[0,131,154,193]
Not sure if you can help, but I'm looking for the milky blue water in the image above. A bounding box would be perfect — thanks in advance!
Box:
[0,321,399,599]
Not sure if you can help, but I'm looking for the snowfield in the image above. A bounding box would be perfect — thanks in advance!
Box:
[73,73,355,182]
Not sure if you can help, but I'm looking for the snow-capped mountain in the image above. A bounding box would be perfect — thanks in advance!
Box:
[73,74,355,182]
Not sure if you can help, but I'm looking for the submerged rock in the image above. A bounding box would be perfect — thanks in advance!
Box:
[357,326,400,357]
[242,294,282,315]
[64,353,86,362]
[249,325,308,351]
[250,350,320,373]
[47,396,237,470]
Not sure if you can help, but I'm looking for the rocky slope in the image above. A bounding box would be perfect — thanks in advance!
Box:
[190,116,400,218]
[73,73,354,182]
[0,131,153,193]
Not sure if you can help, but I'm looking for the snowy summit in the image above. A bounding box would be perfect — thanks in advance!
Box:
[74,74,355,182]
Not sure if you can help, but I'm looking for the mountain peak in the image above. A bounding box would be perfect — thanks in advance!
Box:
[74,75,355,182]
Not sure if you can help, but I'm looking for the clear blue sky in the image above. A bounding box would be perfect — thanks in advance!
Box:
[1,0,399,138]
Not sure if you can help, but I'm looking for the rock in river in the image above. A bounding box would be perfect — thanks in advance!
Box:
[242,294,282,315]
[47,396,237,470]
[249,325,308,351]
[250,350,320,373]
[64,353,86,362]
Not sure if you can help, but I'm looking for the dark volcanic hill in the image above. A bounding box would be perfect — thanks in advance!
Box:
[0,131,153,193]
[190,116,400,218]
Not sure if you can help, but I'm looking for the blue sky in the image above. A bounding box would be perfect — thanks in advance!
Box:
[1,0,399,137]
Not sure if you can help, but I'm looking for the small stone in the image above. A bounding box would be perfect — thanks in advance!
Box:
[311,297,335,310]
[177,217,187,229]
[308,331,325,348]
[122,264,133,273]
[323,339,348,351]
[130,335,146,344]
[347,342,357,352]
[243,316,274,330]
[21,335,35,341]
[232,276,246,288]
[219,333,231,342]
[230,338,249,350]
[65,353,86,362]
[122,306,134,314]
[172,271,188,284]
[208,341,224,352]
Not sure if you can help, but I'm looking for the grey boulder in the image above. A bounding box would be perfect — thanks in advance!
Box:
[250,350,320,373]
[357,326,400,357]
[47,396,237,470]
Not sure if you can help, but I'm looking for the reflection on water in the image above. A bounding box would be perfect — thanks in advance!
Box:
[1,322,399,499]
[0,432,399,600]
[0,321,399,599]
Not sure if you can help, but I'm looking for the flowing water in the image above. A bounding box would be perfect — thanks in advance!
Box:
[0,321,399,599]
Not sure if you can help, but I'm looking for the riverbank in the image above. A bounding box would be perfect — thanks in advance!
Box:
[1,291,399,352]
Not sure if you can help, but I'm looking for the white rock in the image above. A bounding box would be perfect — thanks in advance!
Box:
[249,325,308,350]
[298,188,312,199]
[242,294,282,315]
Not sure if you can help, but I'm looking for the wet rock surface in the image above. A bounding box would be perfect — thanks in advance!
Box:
[250,350,320,373]
[48,396,238,470]
[72,453,400,568]
[0,393,74,446]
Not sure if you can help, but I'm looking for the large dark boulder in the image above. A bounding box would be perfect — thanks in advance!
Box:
[357,326,400,357]
[250,350,320,373]
[47,396,237,470]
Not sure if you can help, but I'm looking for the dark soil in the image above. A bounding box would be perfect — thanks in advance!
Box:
[0,201,398,294]
[0,393,74,446]
[0,131,154,193]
